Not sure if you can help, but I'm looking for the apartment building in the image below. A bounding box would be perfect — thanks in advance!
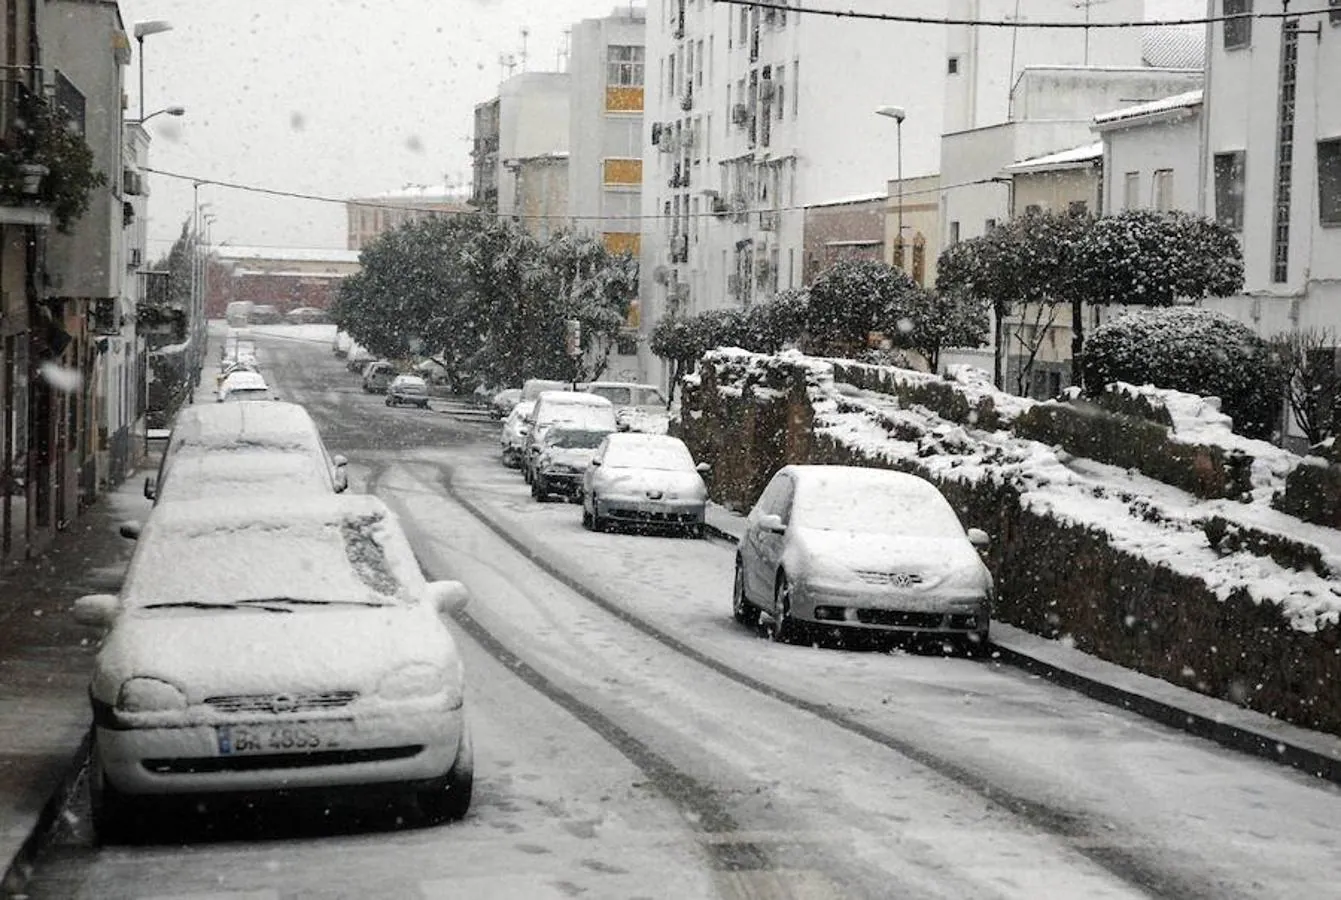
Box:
[638,0,949,386]
[1198,0,1341,340]
[346,185,473,252]
[470,72,571,235]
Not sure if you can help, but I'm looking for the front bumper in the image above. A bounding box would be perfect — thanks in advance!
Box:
[595,495,704,526]
[795,581,989,635]
[537,469,583,493]
[96,698,464,796]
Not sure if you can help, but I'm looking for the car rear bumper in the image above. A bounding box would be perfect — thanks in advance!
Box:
[97,705,464,796]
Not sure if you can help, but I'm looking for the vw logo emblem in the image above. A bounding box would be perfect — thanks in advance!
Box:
[891,573,913,588]
[270,693,297,714]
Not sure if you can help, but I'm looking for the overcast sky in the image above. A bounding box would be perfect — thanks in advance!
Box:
[120,0,634,257]
[121,0,1200,258]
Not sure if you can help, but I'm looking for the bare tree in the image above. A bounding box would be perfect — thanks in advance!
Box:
[1012,300,1063,397]
[1271,328,1341,446]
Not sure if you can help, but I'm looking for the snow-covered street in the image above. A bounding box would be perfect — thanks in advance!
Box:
[19,330,1341,900]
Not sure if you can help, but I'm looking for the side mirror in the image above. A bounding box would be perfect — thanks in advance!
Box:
[332,454,348,467]
[74,593,120,627]
[967,527,990,549]
[333,467,349,493]
[426,580,470,616]
[143,477,156,500]
[758,513,787,535]
[695,462,712,475]
[591,458,602,468]
[118,521,142,541]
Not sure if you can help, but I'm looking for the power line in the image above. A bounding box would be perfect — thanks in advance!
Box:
[142,165,1002,223]
[712,0,1331,29]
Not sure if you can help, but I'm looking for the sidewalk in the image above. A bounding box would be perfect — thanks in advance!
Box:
[703,502,1341,785]
[0,471,153,893]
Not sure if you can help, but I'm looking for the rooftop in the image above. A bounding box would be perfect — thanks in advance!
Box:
[1092,89,1204,128]
[1003,142,1103,175]
[217,246,361,265]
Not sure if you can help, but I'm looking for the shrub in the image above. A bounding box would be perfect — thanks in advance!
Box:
[1080,307,1286,440]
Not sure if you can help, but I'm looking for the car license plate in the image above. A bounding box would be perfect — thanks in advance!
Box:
[216,721,352,756]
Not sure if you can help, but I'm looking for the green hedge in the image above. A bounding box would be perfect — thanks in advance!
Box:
[1273,459,1341,527]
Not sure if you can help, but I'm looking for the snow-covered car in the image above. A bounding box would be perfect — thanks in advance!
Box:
[499,400,534,468]
[579,381,668,431]
[581,433,709,536]
[216,370,272,402]
[490,388,522,419]
[531,425,612,501]
[214,359,259,389]
[732,465,993,650]
[522,391,617,484]
[286,306,328,325]
[73,494,474,840]
[361,360,397,394]
[386,374,430,408]
[346,344,375,372]
[146,401,348,503]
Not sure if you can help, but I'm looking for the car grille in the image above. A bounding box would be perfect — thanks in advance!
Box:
[854,609,945,629]
[854,571,924,587]
[204,691,359,715]
[142,746,422,774]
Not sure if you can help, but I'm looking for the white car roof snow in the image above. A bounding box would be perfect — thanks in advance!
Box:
[536,390,613,408]
[168,402,323,453]
[220,371,268,391]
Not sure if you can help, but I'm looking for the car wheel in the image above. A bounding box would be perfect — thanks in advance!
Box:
[385,397,393,406]
[418,727,474,825]
[732,557,760,627]
[771,572,801,644]
[531,476,547,501]
[590,495,606,532]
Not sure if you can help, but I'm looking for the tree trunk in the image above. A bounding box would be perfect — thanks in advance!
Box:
[1070,297,1085,391]
[993,304,1005,390]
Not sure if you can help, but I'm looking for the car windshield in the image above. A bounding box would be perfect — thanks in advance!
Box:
[222,389,271,402]
[794,480,965,538]
[604,441,694,471]
[546,429,607,449]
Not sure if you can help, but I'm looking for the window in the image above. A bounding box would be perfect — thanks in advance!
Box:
[775,66,785,120]
[1068,200,1089,217]
[1224,0,1252,50]
[1331,0,1341,25]
[1123,172,1140,210]
[696,40,705,86]
[947,56,960,75]
[667,54,676,98]
[1214,151,1245,230]
[1318,139,1341,225]
[792,60,800,117]
[949,221,960,245]
[606,46,644,86]
[1152,169,1174,211]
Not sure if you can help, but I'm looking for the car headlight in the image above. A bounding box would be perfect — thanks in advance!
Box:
[378,663,456,704]
[116,677,187,713]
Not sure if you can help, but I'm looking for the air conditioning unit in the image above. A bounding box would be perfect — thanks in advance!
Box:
[711,196,729,217]
[652,264,670,285]
[731,103,750,126]
[126,247,143,269]
[651,122,664,146]
[759,80,775,102]
[758,209,777,231]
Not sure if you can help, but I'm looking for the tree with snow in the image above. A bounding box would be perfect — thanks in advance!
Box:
[804,259,920,358]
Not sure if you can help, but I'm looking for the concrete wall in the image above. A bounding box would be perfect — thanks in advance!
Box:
[1011,165,1101,217]
[514,156,570,241]
[886,174,942,288]
[498,73,570,219]
[1100,106,1202,214]
[801,198,885,284]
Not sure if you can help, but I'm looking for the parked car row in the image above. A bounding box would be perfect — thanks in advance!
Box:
[330,336,433,411]
[499,388,710,538]
[75,393,474,842]
[486,379,667,430]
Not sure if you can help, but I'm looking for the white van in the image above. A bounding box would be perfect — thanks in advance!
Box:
[522,391,616,483]
[224,300,254,328]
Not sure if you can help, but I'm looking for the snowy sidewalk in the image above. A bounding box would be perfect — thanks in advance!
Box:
[701,501,1341,783]
[0,473,153,892]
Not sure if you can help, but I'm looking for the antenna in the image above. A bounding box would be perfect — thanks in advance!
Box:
[519,27,529,72]
[558,28,571,72]
[499,52,517,80]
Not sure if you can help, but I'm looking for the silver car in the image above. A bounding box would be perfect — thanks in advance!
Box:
[532,426,611,501]
[581,433,709,537]
[732,465,992,651]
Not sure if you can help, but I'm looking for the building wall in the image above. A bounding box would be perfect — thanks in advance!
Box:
[512,156,569,240]
[1100,106,1202,214]
[943,0,1146,133]
[801,198,885,285]
[497,73,571,219]
[886,174,942,288]
[345,195,473,251]
[1011,165,1101,217]
[471,99,501,212]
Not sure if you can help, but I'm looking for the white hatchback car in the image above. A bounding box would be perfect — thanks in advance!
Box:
[74,494,474,840]
[217,370,271,402]
[733,465,993,651]
[581,433,709,536]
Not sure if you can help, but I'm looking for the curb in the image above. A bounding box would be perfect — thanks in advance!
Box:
[700,521,1341,786]
[1,728,91,898]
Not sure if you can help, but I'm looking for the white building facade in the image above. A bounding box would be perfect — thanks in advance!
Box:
[1093,89,1203,215]
[1199,0,1341,340]
[496,72,571,222]
[636,0,950,387]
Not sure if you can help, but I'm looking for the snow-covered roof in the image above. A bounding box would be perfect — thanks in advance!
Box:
[809,192,886,209]
[1003,142,1103,174]
[356,184,470,202]
[233,268,350,279]
[1142,25,1206,70]
[217,246,361,265]
[1092,89,1204,129]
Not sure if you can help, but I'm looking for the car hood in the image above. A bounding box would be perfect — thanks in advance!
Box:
[92,603,457,702]
[593,466,705,499]
[544,447,597,468]
[791,528,990,591]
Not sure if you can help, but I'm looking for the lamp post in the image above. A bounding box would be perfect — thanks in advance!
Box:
[875,105,907,269]
[136,105,185,125]
[132,21,174,123]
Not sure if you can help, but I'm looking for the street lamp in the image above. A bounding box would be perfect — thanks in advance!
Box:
[136,105,185,125]
[875,105,907,269]
[133,20,174,123]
